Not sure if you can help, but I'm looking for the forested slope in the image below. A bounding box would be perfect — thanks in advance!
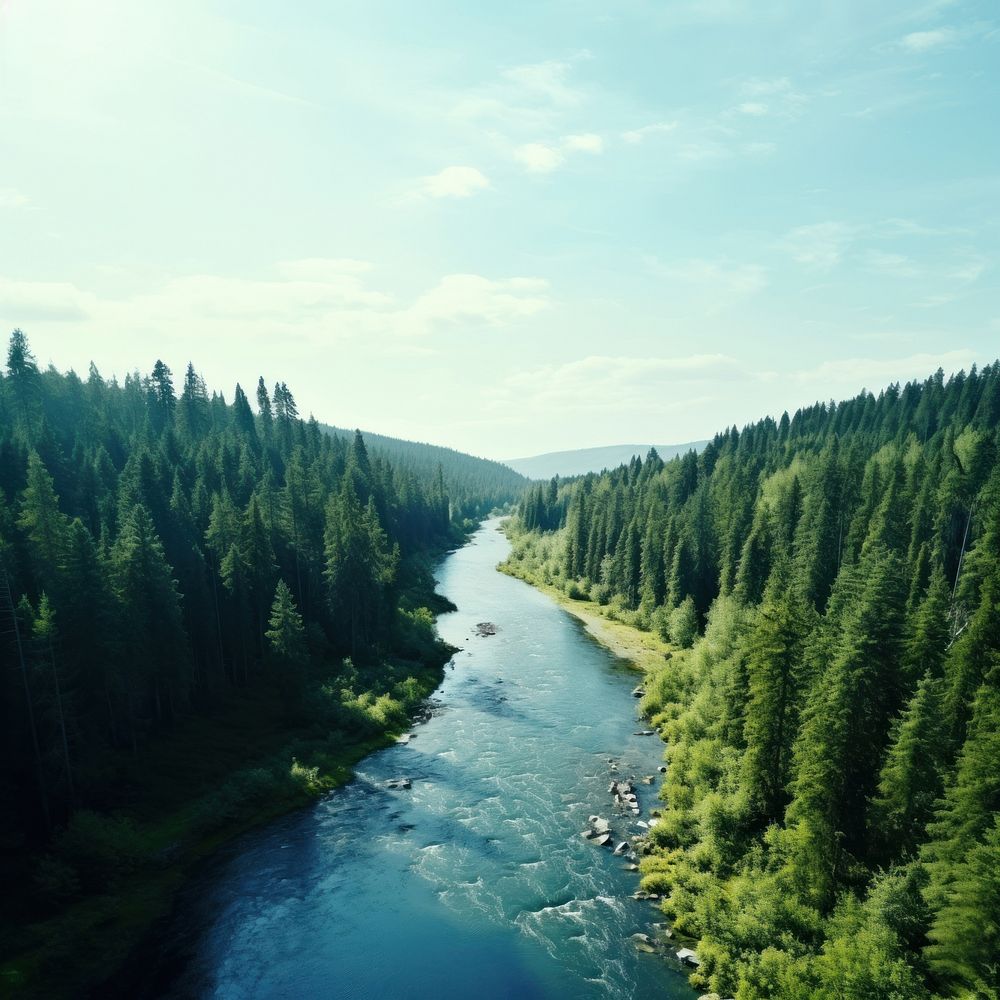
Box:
[505,364,1000,999]
[323,423,527,521]
[0,330,487,994]
[506,441,708,480]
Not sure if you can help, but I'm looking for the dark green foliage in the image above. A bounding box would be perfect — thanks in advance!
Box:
[512,360,1000,999]
[0,331,502,911]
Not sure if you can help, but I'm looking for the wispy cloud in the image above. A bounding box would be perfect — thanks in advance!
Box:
[405,275,549,333]
[865,250,920,278]
[489,353,743,414]
[501,60,581,107]
[736,77,807,117]
[452,57,587,130]
[514,143,565,173]
[900,27,957,51]
[621,121,678,144]
[0,263,550,344]
[782,222,856,269]
[655,258,768,296]
[563,132,604,153]
[418,165,491,199]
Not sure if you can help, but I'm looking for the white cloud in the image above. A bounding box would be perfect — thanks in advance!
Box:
[865,251,919,278]
[0,277,93,321]
[622,121,678,144]
[0,264,549,346]
[948,257,987,285]
[0,189,29,209]
[743,141,776,156]
[276,258,373,280]
[501,60,580,107]
[404,274,549,334]
[900,28,957,51]
[491,353,743,414]
[454,58,586,131]
[514,143,564,173]
[418,165,491,199]
[563,132,604,153]
[789,351,978,388]
[782,222,856,269]
[737,77,806,117]
[657,258,767,296]
[741,77,794,97]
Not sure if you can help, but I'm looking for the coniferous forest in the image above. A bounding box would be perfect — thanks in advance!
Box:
[0,330,525,993]
[506,363,1000,999]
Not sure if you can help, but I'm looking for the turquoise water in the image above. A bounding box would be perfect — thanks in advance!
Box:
[153,520,695,999]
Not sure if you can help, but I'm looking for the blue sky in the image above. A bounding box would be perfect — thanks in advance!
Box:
[1,0,997,458]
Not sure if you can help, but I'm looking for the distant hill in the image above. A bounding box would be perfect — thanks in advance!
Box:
[323,425,529,520]
[505,442,708,480]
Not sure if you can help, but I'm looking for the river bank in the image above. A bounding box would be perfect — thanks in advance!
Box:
[0,548,461,1000]
[498,560,674,675]
[134,518,695,1000]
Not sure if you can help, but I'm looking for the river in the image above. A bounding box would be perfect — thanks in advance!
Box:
[150,519,696,999]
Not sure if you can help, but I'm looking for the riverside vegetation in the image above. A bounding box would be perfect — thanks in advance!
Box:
[0,330,526,997]
[504,363,1000,1000]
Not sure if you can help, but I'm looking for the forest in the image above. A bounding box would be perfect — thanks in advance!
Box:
[506,364,1000,999]
[322,423,527,525]
[0,330,522,994]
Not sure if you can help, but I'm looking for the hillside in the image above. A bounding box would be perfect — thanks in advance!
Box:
[506,441,708,480]
[504,363,1000,999]
[0,332,503,997]
[323,425,528,520]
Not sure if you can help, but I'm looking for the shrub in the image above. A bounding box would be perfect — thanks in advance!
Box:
[669,597,699,648]
[289,758,323,795]
[55,810,146,890]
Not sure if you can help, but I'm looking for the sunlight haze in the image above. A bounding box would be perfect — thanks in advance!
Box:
[1,0,997,458]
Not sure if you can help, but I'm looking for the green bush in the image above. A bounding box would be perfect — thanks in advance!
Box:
[669,597,699,648]
[55,810,146,890]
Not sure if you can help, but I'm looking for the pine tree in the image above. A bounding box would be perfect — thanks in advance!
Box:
[17,451,69,590]
[922,682,1000,995]
[870,673,947,861]
[111,505,188,723]
[740,557,811,822]
[265,580,308,702]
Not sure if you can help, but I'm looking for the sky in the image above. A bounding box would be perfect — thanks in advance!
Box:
[0,0,997,460]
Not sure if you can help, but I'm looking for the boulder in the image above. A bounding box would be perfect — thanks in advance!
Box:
[631,933,656,953]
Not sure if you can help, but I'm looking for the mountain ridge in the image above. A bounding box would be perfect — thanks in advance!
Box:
[506,441,708,480]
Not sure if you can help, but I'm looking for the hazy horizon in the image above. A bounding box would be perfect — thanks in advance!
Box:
[2,0,997,459]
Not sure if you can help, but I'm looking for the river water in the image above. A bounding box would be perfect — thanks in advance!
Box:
[153,520,695,999]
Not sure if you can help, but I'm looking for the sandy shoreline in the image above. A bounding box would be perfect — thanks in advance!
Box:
[499,566,672,674]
